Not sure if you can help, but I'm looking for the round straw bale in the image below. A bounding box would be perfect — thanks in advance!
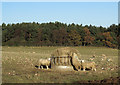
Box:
[51,47,80,58]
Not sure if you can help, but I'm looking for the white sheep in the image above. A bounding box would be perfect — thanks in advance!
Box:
[72,53,81,71]
[38,58,51,69]
[81,60,96,71]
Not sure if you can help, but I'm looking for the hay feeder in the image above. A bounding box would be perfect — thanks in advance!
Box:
[50,56,74,71]
[50,47,80,71]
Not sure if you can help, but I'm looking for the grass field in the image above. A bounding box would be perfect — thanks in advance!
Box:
[2,46,118,83]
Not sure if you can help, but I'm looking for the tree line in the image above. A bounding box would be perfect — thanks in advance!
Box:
[1,22,119,48]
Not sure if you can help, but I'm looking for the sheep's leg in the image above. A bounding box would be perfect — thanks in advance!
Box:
[91,67,93,70]
[78,66,81,71]
[92,67,94,71]
[92,66,96,71]
[41,66,43,69]
[38,62,41,69]
[46,66,48,69]
[38,63,40,69]
[94,68,96,71]
[83,67,85,71]
[38,66,40,69]
[93,66,96,71]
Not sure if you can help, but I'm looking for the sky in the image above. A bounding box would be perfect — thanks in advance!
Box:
[1,0,120,2]
[2,2,118,27]
[118,2,120,23]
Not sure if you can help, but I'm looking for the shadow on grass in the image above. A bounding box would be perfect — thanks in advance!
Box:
[35,65,51,69]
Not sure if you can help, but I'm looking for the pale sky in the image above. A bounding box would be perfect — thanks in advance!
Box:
[2,2,118,27]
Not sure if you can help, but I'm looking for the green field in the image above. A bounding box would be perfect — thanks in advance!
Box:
[2,46,118,83]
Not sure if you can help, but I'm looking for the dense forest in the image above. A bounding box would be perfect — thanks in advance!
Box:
[1,22,119,48]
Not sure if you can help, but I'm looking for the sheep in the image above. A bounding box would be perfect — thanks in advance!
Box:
[81,60,96,71]
[71,53,81,71]
[38,58,51,69]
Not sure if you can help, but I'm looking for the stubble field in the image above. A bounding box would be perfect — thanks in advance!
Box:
[2,46,119,83]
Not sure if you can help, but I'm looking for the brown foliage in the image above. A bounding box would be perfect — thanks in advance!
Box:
[84,27,90,35]
[103,32,113,41]
[67,30,82,46]
[83,27,95,45]
[52,28,67,45]
[84,36,95,44]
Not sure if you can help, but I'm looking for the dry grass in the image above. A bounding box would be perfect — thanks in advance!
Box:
[2,46,118,83]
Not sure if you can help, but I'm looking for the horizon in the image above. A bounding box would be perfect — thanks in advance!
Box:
[2,2,118,28]
[1,21,118,28]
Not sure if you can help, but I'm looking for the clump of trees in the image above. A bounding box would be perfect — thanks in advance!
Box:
[1,22,119,48]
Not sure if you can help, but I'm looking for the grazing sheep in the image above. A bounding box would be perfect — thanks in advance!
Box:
[38,58,51,69]
[71,53,81,71]
[81,60,96,71]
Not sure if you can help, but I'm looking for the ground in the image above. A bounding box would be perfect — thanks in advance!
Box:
[2,46,119,83]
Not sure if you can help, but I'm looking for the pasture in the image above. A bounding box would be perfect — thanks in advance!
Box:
[2,46,118,83]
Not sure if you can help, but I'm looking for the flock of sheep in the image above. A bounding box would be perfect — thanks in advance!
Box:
[70,52,96,71]
[38,52,96,71]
